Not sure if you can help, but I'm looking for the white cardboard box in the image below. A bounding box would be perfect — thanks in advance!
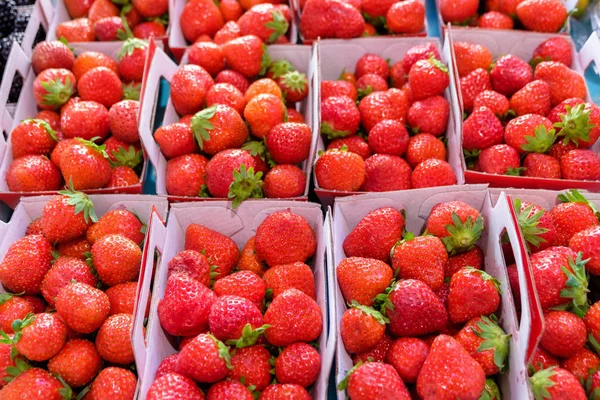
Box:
[138,41,319,202]
[136,200,335,399]
[330,185,542,399]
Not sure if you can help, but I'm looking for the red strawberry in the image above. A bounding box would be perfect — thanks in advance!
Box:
[387,0,425,33]
[516,0,567,32]
[61,100,110,141]
[440,0,479,23]
[299,0,364,40]
[0,368,65,399]
[514,199,555,253]
[93,16,124,41]
[117,38,148,82]
[33,68,75,111]
[321,80,357,101]
[353,334,393,364]
[55,18,95,42]
[460,68,492,112]
[14,313,68,361]
[165,154,209,197]
[530,367,586,399]
[411,159,457,189]
[6,156,62,193]
[356,74,386,94]
[154,123,198,159]
[207,380,253,399]
[167,250,211,286]
[208,295,264,343]
[402,43,441,74]
[215,69,250,94]
[222,35,270,78]
[561,348,600,381]
[147,373,205,400]
[261,384,311,399]
[510,80,552,116]
[407,96,449,137]
[445,245,483,278]
[47,339,101,388]
[409,58,449,101]
[41,191,96,245]
[191,105,248,156]
[554,102,600,147]
[532,37,573,67]
[55,282,110,334]
[328,136,371,159]
[448,267,500,324]
[78,66,123,109]
[90,367,137,399]
[359,89,409,132]
[392,235,447,291]
[108,100,140,143]
[523,153,561,179]
[180,0,224,41]
[87,208,145,245]
[550,191,599,246]
[214,20,242,44]
[505,114,555,155]
[478,11,514,28]
[342,362,410,400]
[490,55,533,97]
[0,295,33,334]
[386,338,429,384]
[10,119,58,159]
[204,149,262,204]
[60,138,112,190]
[534,61,587,106]
[406,133,447,168]
[213,270,265,309]
[337,257,393,306]
[265,122,311,164]
[206,83,245,115]
[105,282,137,315]
[389,62,407,89]
[426,201,483,254]
[170,64,214,116]
[355,54,389,80]
[320,96,360,139]
[473,90,510,116]
[64,0,93,18]
[95,313,135,364]
[361,154,411,192]
[228,345,271,391]
[185,223,239,279]
[367,119,409,156]
[277,71,308,103]
[0,235,53,295]
[275,342,321,387]
[238,4,289,43]
[529,347,559,373]
[455,315,510,375]
[478,144,521,175]
[91,234,142,286]
[244,94,286,139]
[570,226,600,274]
[41,256,97,307]
[87,0,119,24]
[340,303,387,354]
[133,21,167,39]
[462,106,504,152]
[561,149,600,180]
[220,0,243,21]
[263,164,306,198]
[262,262,315,300]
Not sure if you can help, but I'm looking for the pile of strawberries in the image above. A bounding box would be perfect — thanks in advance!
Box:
[440,0,568,32]
[0,191,146,398]
[336,202,509,399]
[178,0,292,45]
[506,191,600,398]
[147,210,323,398]
[156,38,312,202]
[457,37,600,181]
[6,38,146,193]
[299,0,426,39]
[315,45,457,193]
[56,0,168,42]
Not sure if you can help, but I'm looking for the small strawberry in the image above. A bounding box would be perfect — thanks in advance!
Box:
[365,119,409,156]
[551,191,600,246]
[206,83,245,115]
[209,294,264,345]
[561,348,600,381]
[534,61,587,106]
[328,136,371,159]
[105,282,137,315]
[478,144,521,175]
[473,90,510,116]
[220,0,243,21]
[362,154,412,192]
[61,100,110,141]
[516,0,567,32]
[108,100,140,143]
[6,156,62,193]
[177,333,231,383]
[261,384,311,399]
[321,80,357,101]
[168,250,211,286]
[0,295,33,334]
[89,367,137,399]
[87,0,119,25]
[93,16,125,41]
[523,153,561,179]
[33,68,75,111]
[392,234,447,291]
[402,43,441,73]
[228,345,271,391]
[0,235,53,295]
[72,51,118,81]
[340,362,410,400]
[359,89,409,132]
[405,133,447,168]
[205,149,263,204]
[386,0,425,33]
[478,10,514,28]
[207,380,253,399]
[244,93,286,139]
[315,147,365,191]
[60,138,112,190]
[263,164,306,198]
[213,270,265,309]
[180,0,223,42]
[340,302,387,354]
[530,367,586,399]
[337,257,393,306]
[385,338,429,384]
[265,122,311,165]
[532,37,573,67]
[426,201,484,254]
[41,191,97,245]
[87,209,145,245]
[48,339,102,387]
[448,267,500,324]
[56,18,95,42]
[460,68,493,112]
[133,21,167,39]
[215,69,250,94]
[554,102,600,147]
[238,4,289,43]
[490,55,533,97]
[185,223,240,278]
[132,0,168,17]
[154,123,198,159]
[353,334,393,364]
[55,282,110,334]
[191,105,249,155]
[411,159,457,189]
[585,301,600,345]
[91,234,142,286]
[0,368,67,399]
[529,347,560,373]
[13,313,68,361]
[446,245,483,278]
[222,35,270,78]
[561,149,600,181]
[355,54,389,80]
[462,106,504,152]
[31,40,74,75]
[455,315,510,375]
[505,114,555,155]
[170,64,214,116]
[275,342,321,387]
[320,96,360,139]
[117,38,148,82]
[440,0,479,23]
[278,70,308,103]
[514,199,555,253]
[95,313,134,364]
[510,80,552,116]
[355,74,388,94]
[407,96,449,137]
[166,154,209,197]
[408,58,449,101]
[147,373,205,400]
[262,262,315,300]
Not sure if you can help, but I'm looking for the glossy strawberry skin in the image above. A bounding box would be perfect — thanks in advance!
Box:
[0,235,53,295]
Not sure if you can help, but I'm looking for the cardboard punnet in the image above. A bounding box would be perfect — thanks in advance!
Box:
[449,27,600,191]
[0,42,152,209]
[330,185,543,399]
[168,0,299,62]
[135,200,335,399]
[313,36,464,208]
[138,41,319,202]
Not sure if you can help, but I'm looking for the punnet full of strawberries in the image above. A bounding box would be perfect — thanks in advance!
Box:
[336,201,509,399]
[298,0,426,39]
[154,40,313,203]
[0,190,147,398]
[457,37,600,182]
[146,210,323,398]
[315,45,457,193]
[56,0,168,41]
[5,38,147,194]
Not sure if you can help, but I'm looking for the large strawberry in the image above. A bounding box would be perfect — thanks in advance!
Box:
[361,154,412,192]
[0,368,66,399]
[6,155,62,193]
[510,80,552,116]
[448,268,500,323]
[147,373,205,400]
[222,35,270,78]
[299,0,364,40]
[320,96,361,139]
[321,80,358,101]
[261,384,311,399]
[244,93,286,139]
[95,313,135,364]
[550,190,600,246]
[505,114,555,155]
[264,122,311,165]
[13,313,68,361]
[33,68,75,111]
[213,270,266,308]
[358,89,409,132]
[516,0,567,32]
[77,66,123,109]
[166,154,209,197]
[553,103,600,148]
[462,107,504,152]
[385,338,429,384]
[55,282,110,334]
[367,120,409,157]
[47,339,102,388]
[477,144,521,175]
[392,234,447,291]
[180,0,224,42]
[514,199,555,253]
[340,362,410,400]
[530,367,586,399]
[238,4,289,43]
[426,201,484,255]
[0,235,53,295]
[440,0,478,23]
[190,104,248,155]
[531,37,573,67]
[60,138,112,190]
[534,61,587,106]
[60,100,111,141]
[315,147,366,191]
[55,18,95,42]
[460,68,492,112]
[275,342,321,387]
[340,302,387,354]
[540,310,586,357]
[41,257,97,307]
[207,380,254,399]
[406,133,447,168]
[204,149,263,205]
[337,257,393,306]
[408,58,450,101]
[208,295,264,344]
[91,234,142,286]
[108,101,141,142]
[170,64,214,116]
[228,345,272,391]
[490,55,533,97]
[523,153,562,179]
[87,209,145,245]
[177,333,231,383]
[10,119,58,159]
[561,149,600,180]
[89,367,137,399]
[185,223,239,278]
[262,262,315,299]
[570,226,600,275]
[407,96,449,137]
[40,191,96,244]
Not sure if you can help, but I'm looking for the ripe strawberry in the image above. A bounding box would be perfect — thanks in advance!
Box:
[328,136,371,159]
[204,149,262,204]
[426,201,483,254]
[238,4,289,44]
[92,234,142,286]
[227,345,271,391]
[245,78,283,102]
[117,38,148,82]
[585,301,600,345]
[185,223,239,278]
[0,368,65,399]
[56,237,91,260]
[180,0,224,41]
[386,338,429,384]
[87,209,145,245]
[177,333,231,383]
[133,20,167,38]
[95,313,134,364]
[41,256,97,306]
[33,68,75,111]
[168,250,211,286]
[534,61,587,106]
[550,191,599,246]
[106,101,140,144]
[47,339,102,387]
[132,0,167,17]
[392,235,447,291]
[385,279,448,337]
[561,348,600,381]
[154,123,197,159]
[409,58,449,101]
[206,380,253,399]
[245,94,286,139]
[337,257,393,306]
[490,55,533,97]
[411,159,457,189]
[440,0,478,23]
[72,51,118,81]
[359,89,409,132]
[64,0,93,18]
[261,384,311,399]
[105,282,137,315]
[265,122,311,165]
[455,315,510,375]
[222,35,270,78]
[206,83,245,115]
[407,96,449,137]
[462,106,504,152]
[530,367,586,399]
[60,139,112,190]
[362,154,412,192]
[56,282,110,334]
[13,313,67,361]
[478,144,521,175]
[355,54,389,80]
[568,225,600,275]
[299,0,364,40]
[0,295,33,334]
[0,342,15,388]
[342,362,410,400]
[523,153,561,179]
[386,0,425,33]
[55,18,95,42]
[505,114,555,155]
[263,164,306,198]
[147,373,205,400]
[478,10,514,28]
[353,334,393,364]
[321,80,357,101]
[510,80,552,116]
[555,102,600,147]
[417,335,486,400]
[213,270,265,309]
[89,367,137,399]
[191,105,248,155]
[529,347,560,373]
[262,262,315,300]
[278,71,308,103]
[275,342,320,387]
[155,355,180,379]
[402,43,441,74]
[448,267,500,323]
[473,90,510,116]
[41,191,96,245]
[561,149,600,180]
[0,235,53,295]
[87,0,119,24]
[208,295,264,343]
[215,69,250,94]
[356,73,387,94]
[405,133,446,168]
[532,37,573,67]
[93,16,125,41]
[445,246,483,279]
[514,199,555,253]
[170,64,214,116]
[340,303,387,354]
[315,147,365,191]
[6,155,62,193]
[460,68,493,112]
[220,0,243,21]
[366,120,407,157]
[320,96,360,139]
[31,40,74,75]
[61,100,110,141]
[516,0,567,32]
[165,154,209,197]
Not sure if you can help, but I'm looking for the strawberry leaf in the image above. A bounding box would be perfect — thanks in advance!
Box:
[265,10,289,44]
[190,106,217,151]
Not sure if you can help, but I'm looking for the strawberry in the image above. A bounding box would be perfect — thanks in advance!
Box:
[222,35,270,78]
[407,96,449,137]
[56,237,91,260]
[263,165,306,198]
[87,209,144,245]
[207,380,253,399]
[0,342,15,388]
[532,37,573,67]
[355,73,386,93]
[33,68,75,111]
[384,280,448,337]
[191,105,248,155]
[155,355,179,379]
[177,333,231,382]
[490,54,533,97]
[341,362,410,400]
[78,66,123,109]
[0,368,66,399]
[254,210,316,267]
[228,345,271,391]
[426,201,483,254]
[445,245,483,278]
[34,110,62,135]
[95,313,134,364]
[386,338,429,383]
[328,136,371,159]
[89,367,137,399]
[360,89,409,132]
[529,347,559,373]
[170,64,214,116]
[158,272,215,336]
[132,0,167,17]
[417,335,486,400]
[41,256,97,306]
[204,149,262,204]
[315,148,366,190]
[238,4,289,43]
[220,0,243,21]
[87,0,119,24]
[6,156,62,193]
[117,38,148,82]
[562,348,600,381]
[337,257,393,306]
[41,191,96,244]
[355,54,389,80]
[448,267,500,324]
[514,199,555,253]
[64,0,93,18]
[561,149,600,180]
[478,144,521,175]
[93,16,125,41]
[13,313,67,361]
[361,0,396,17]
[244,94,286,139]
[278,71,308,103]
[0,295,33,334]
[147,373,205,400]
[261,384,311,399]
[91,234,142,286]
[516,0,567,32]
[460,68,493,112]
[107,100,140,143]
[473,90,510,116]
[105,282,137,315]
[402,43,441,73]
[440,0,478,23]
[72,51,118,81]
[340,303,387,354]
[275,342,321,387]
[462,106,504,152]
[206,83,245,115]
[61,100,111,141]
[550,191,599,246]
[531,367,586,399]
[386,0,425,33]
[361,154,411,191]
[405,133,447,168]
[166,154,209,197]
[409,58,449,101]
[299,0,364,40]
[154,123,197,159]
[478,11,514,28]
[55,282,110,334]
[320,96,360,139]
[60,138,112,190]
[245,78,282,102]
[133,20,167,38]
[168,250,211,286]
[353,334,393,364]
[185,223,240,278]
[510,80,552,116]
[321,80,357,101]
[523,153,561,179]
[47,339,102,387]
[31,41,74,75]
[585,301,600,344]
[262,262,315,299]
[455,315,510,375]
[392,235,447,291]
[56,18,95,42]
[569,225,600,276]
[555,103,600,147]
[208,295,264,343]
[0,235,53,295]
[411,159,457,189]
[534,61,587,106]
[505,114,555,155]
[213,270,265,308]
[215,69,250,94]
[265,122,311,164]
[180,0,224,42]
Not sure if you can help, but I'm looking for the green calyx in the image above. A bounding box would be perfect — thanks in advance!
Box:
[40,76,74,108]
[321,122,351,140]
[521,124,557,154]
[280,71,307,93]
[208,334,233,369]
[0,293,14,306]
[514,198,549,253]
[506,167,524,176]
[530,366,558,400]
[441,212,485,255]
[1,313,35,360]
[372,280,397,317]
[554,104,595,146]
[59,182,98,223]
[337,361,363,391]
[558,252,589,316]
[226,323,271,349]
[357,85,373,100]
[479,379,502,400]
[56,375,73,400]
[25,119,59,142]
[2,357,30,384]
[474,314,511,373]
[265,10,289,44]
[191,105,217,151]
[75,138,109,159]
[242,141,267,162]
[118,38,148,61]
[259,45,271,77]
[428,56,449,74]
[110,145,143,169]
[349,300,389,325]
[228,164,264,208]
[558,189,600,221]
[463,149,481,170]
[267,60,295,79]
[122,82,141,101]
